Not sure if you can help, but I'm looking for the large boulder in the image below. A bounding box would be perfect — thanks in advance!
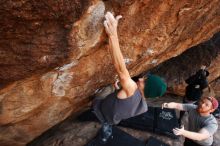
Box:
[0,0,220,145]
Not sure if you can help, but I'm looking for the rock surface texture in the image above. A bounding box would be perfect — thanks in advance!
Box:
[0,0,220,146]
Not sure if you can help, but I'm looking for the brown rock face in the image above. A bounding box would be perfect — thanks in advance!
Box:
[0,0,90,87]
[211,77,220,98]
[0,0,220,145]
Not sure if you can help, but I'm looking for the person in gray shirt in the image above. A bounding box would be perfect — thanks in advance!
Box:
[92,12,167,143]
[162,96,219,146]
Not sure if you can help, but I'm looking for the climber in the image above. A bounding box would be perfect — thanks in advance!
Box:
[162,96,218,146]
[179,65,209,124]
[92,12,167,143]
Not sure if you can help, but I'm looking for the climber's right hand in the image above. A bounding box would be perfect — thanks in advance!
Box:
[103,12,122,37]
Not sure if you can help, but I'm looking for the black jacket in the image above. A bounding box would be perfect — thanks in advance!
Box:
[185,69,209,101]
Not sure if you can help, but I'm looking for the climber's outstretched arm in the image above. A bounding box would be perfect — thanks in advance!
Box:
[104,12,137,97]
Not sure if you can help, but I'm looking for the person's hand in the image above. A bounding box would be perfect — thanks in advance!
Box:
[173,125,185,136]
[201,65,206,70]
[162,102,177,109]
[114,79,120,90]
[195,85,200,88]
[104,12,122,37]
[162,103,169,109]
